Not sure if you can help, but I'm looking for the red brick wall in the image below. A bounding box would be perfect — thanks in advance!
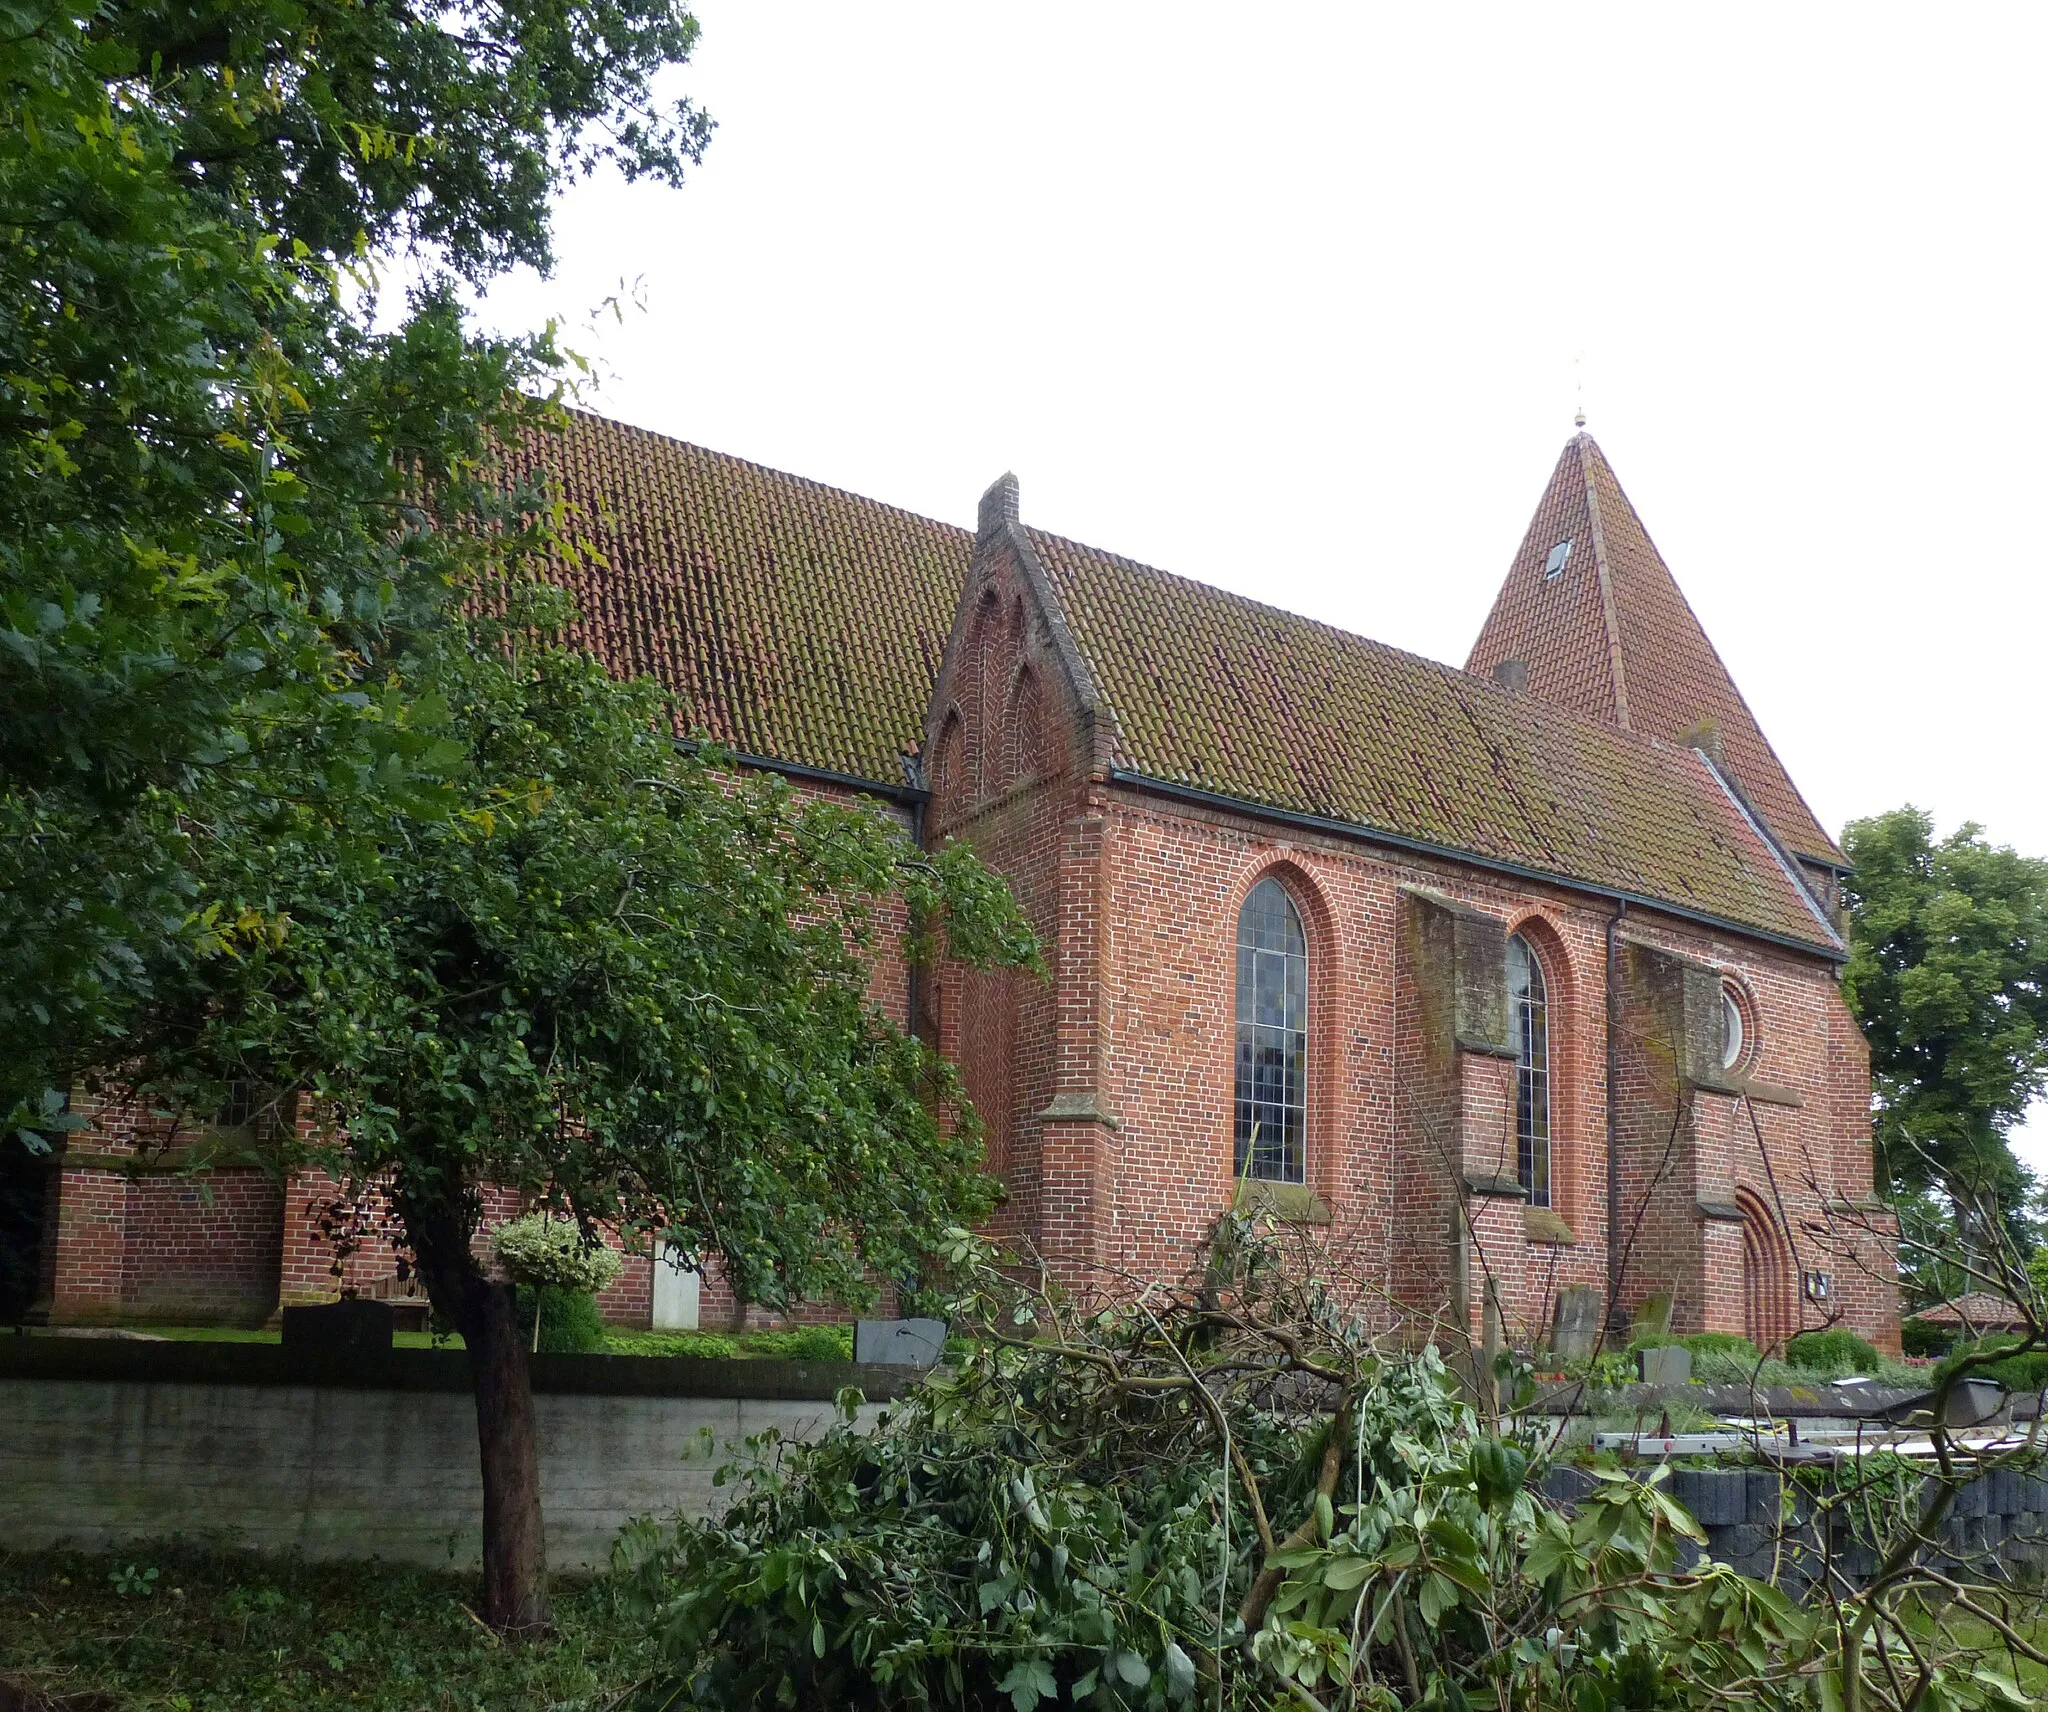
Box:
[30,636,1893,1355]
[923,536,1896,1358]
[117,1171,283,1324]
[31,1083,283,1326]
[927,535,1097,1285]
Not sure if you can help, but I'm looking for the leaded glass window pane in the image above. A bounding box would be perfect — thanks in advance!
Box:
[1234,877,1306,1184]
[1508,933,1550,1208]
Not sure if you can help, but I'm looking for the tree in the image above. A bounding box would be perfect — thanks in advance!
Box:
[7,0,1029,1636]
[127,592,1040,1632]
[1840,808,2048,1250]
[1,0,708,1134]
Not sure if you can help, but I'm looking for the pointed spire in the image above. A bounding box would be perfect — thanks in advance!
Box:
[1467,434,1843,866]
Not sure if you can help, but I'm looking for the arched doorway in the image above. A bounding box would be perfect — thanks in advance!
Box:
[1737,1189,1793,1353]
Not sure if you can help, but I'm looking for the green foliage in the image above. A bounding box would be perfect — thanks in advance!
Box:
[1937,1337,2048,1395]
[516,1284,606,1353]
[736,1325,855,1362]
[620,1341,1477,1710]
[1901,1316,1955,1359]
[1,0,704,1135]
[2,0,1033,1627]
[0,1546,656,1709]
[605,1328,742,1360]
[1842,808,2048,1216]
[109,1561,158,1597]
[95,0,713,281]
[493,1213,625,1293]
[136,601,1040,1318]
[1630,1331,1760,1363]
[615,1222,2032,1712]
[1677,1332,1763,1362]
[1785,1330,1882,1374]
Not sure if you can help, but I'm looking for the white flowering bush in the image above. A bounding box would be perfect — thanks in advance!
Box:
[490,1213,623,1293]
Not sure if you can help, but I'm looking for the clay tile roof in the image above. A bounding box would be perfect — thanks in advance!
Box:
[1466,434,1844,868]
[502,408,971,783]
[1913,1294,2031,1331]
[1022,527,1842,954]
[497,409,1839,956]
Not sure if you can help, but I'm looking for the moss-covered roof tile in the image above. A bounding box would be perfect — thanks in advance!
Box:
[1025,527,1838,952]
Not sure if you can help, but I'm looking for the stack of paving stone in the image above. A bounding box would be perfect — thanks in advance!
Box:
[1539,1462,2048,1590]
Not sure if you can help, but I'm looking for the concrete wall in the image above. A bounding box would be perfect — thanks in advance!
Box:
[0,1344,904,1570]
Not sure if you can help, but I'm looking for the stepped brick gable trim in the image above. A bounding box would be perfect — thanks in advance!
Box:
[1466,433,1844,869]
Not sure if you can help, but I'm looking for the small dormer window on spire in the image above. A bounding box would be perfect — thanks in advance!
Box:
[1544,539,1573,580]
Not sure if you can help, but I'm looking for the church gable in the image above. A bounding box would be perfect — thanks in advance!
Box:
[1466,432,1843,868]
[923,473,1111,809]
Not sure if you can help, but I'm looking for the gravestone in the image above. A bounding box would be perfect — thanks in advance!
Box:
[281,1298,393,1353]
[853,1318,947,1368]
[1631,1292,1675,1340]
[652,1242,700,1330]
[1549,1285,1605,1362]
[1637,1344,1693,1387]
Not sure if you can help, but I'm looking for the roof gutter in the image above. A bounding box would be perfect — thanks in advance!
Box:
[1104,768,1846,964]
[674,741,930,807]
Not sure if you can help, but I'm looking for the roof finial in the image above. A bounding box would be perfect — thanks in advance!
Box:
[1573,351,1586,430]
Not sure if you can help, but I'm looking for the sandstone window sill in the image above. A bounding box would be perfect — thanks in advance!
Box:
[1234,1181,1332,1225]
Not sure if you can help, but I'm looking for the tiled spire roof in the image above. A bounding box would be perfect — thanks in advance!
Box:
[1022,529,1841,954]
[1465,433,1844,867]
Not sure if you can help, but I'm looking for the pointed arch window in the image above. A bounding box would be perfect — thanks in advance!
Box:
[1508,933,1551,1208]
[1234,877,1307,1184]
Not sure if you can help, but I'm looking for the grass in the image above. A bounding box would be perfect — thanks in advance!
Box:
[60,1324,868,1359]
[5,1544,2039,1710]
[102,1326,459,1350]
[0,1545,656,1711]
[599,1323,854,1361]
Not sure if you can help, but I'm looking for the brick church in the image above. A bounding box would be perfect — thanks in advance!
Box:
[27,416,1900,1354]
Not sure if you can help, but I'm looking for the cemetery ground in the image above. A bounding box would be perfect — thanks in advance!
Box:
[0,1545,656,1712]
[6,1535,2047,1712]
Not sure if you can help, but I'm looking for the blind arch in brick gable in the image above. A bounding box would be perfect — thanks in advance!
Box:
[1737,1186,1796,1353]
[965,588,1010,794]
[933,709,968,801]
[1002,664,1048,788]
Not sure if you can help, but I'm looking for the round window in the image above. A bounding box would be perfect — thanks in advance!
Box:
[1720,984,1746,1070]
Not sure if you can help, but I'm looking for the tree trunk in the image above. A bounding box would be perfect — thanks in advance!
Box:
[402,1184,553,1637]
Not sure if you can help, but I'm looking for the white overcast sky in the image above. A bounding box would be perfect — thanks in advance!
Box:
[464,3,2047,1164]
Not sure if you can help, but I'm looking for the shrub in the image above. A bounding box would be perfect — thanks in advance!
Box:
[1681,1332,1762,1363]
[607,1330,742,1360]
[1624,1332,1764,1385]
[738,1325,853,1361]
[1937,1336,2048,1394]
[1901,1317,1956,1358]
[490,1213,623,1293]
[1786,1330,1881,1374]
[514,1284,606,1353]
